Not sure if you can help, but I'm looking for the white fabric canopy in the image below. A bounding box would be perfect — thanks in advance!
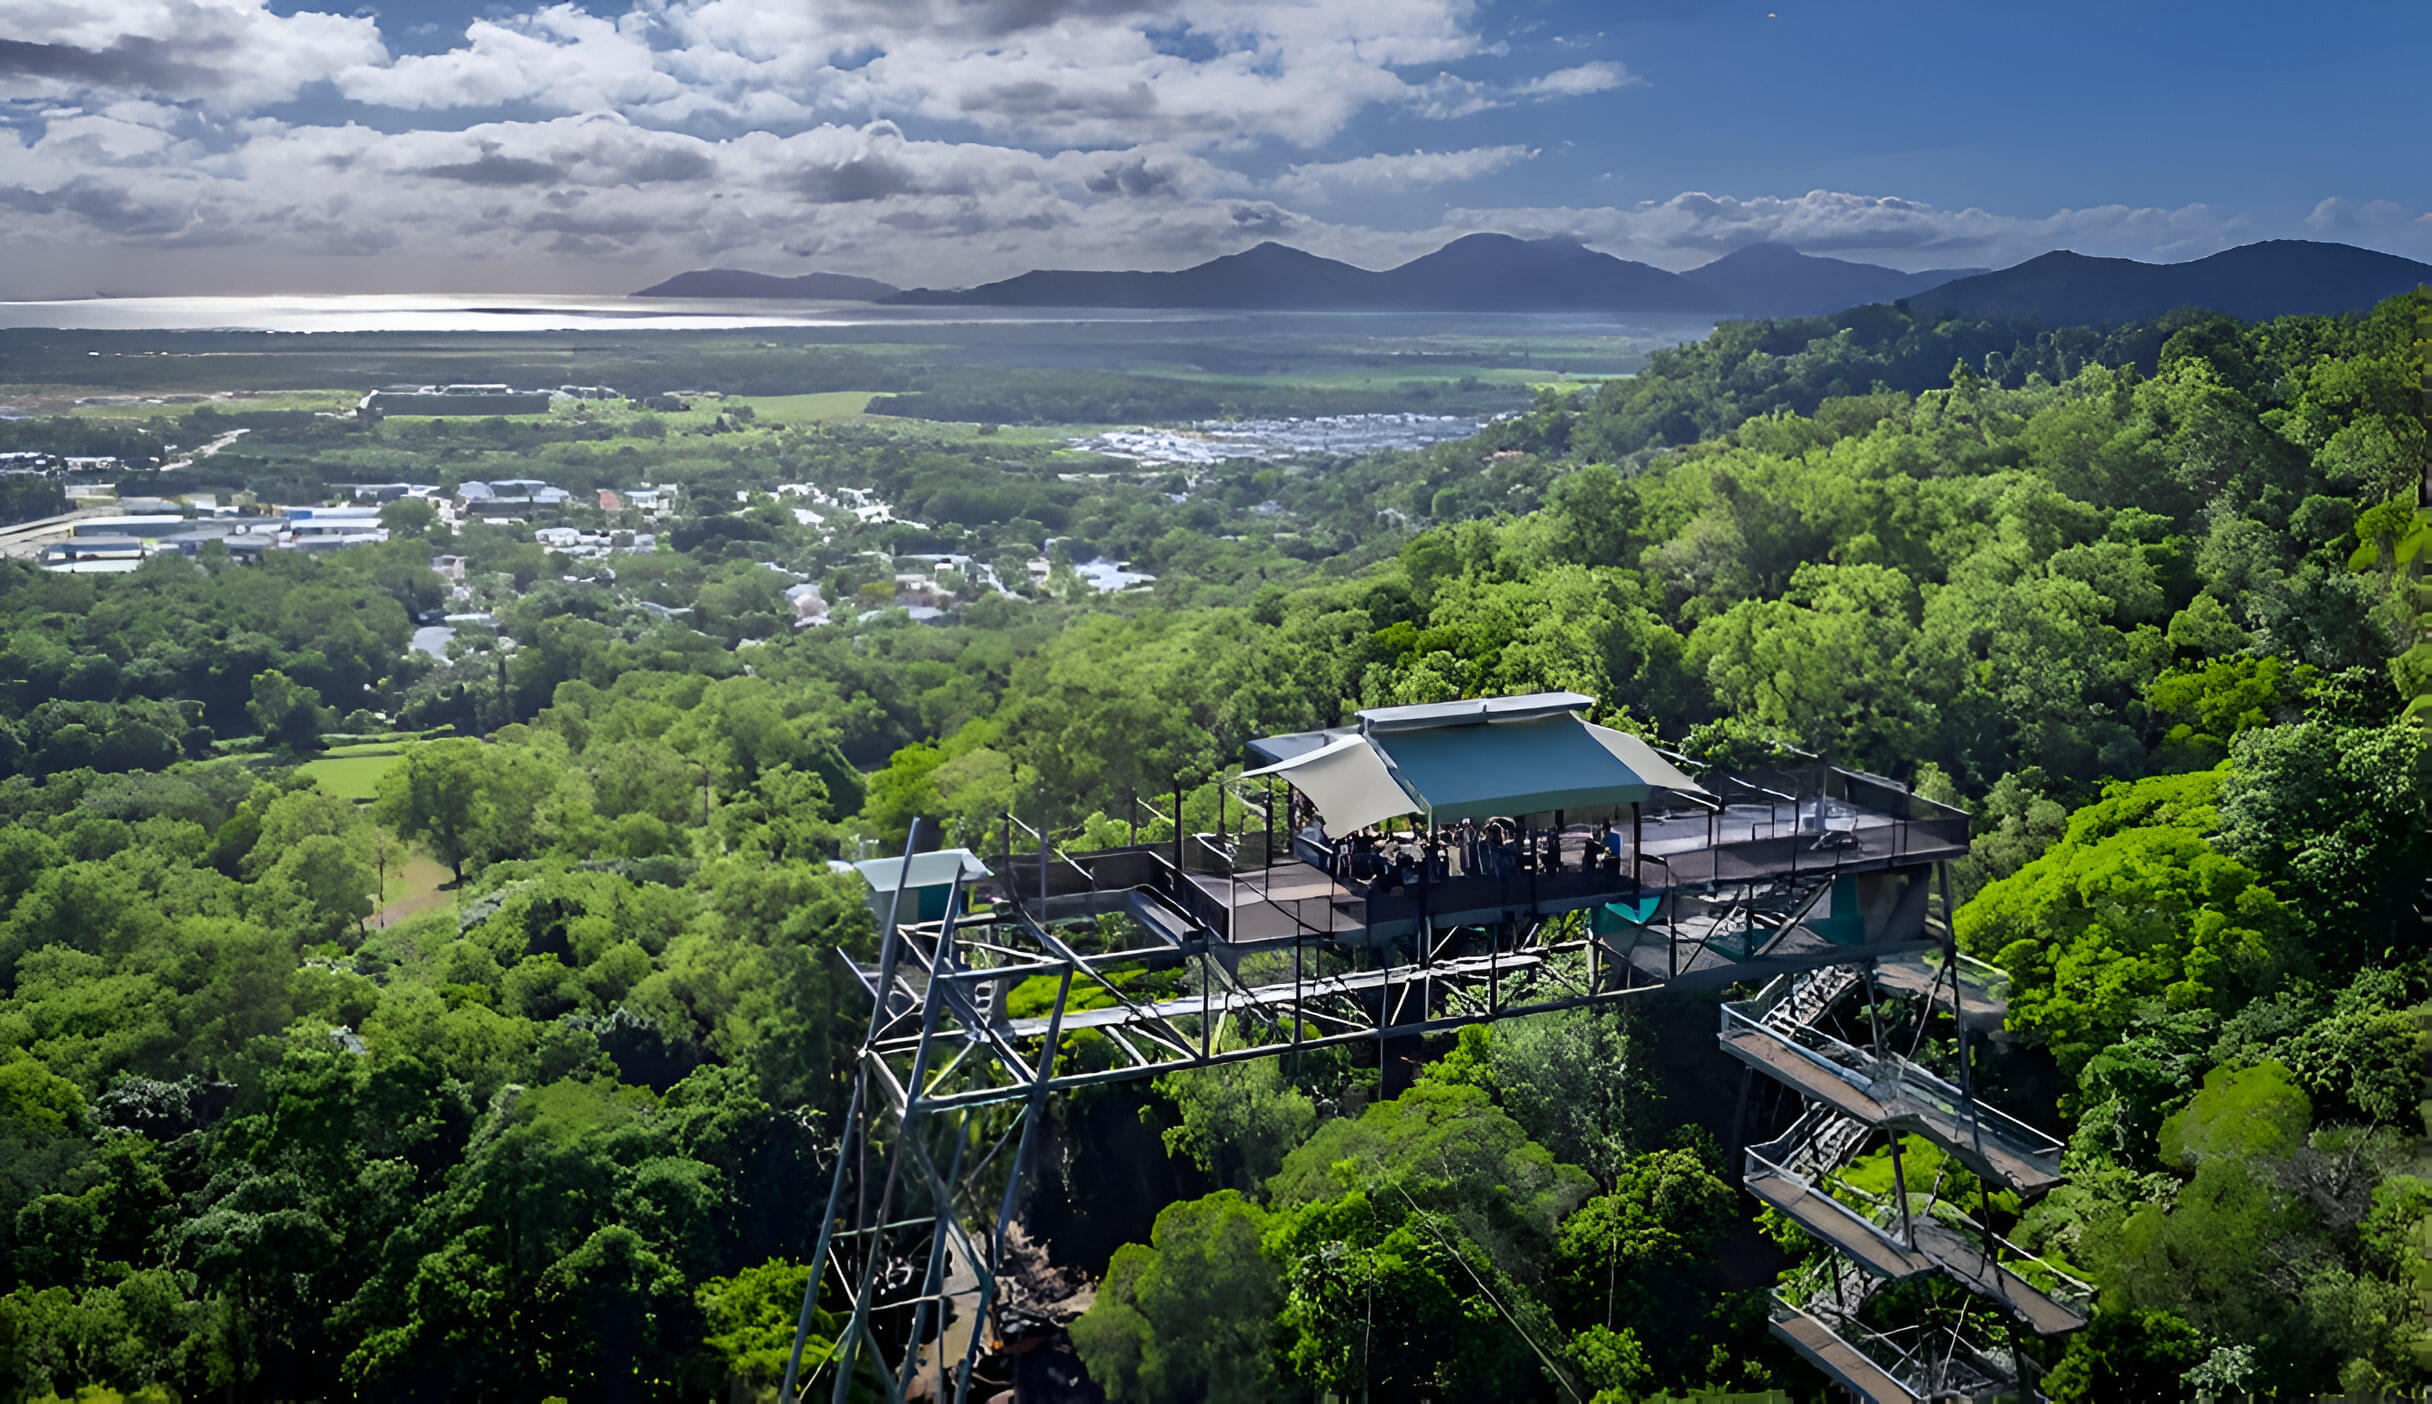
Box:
[1241,732,1417,831]
[1583,724,1715,801]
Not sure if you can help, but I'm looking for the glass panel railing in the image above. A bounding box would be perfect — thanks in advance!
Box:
[1722,1002,2066,1168]
[1871,1059,2065,1163]
[1920,1200,2094,1317]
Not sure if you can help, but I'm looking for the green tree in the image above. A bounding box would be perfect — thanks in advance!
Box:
[1154,1061,1317,1192]
[260,833,376,941]
[1958,769,2302,1074]
[373,738,489,883]
[247,670,328,751]
[2041,1307,2205,1403]
[1070,1192,1289,1404]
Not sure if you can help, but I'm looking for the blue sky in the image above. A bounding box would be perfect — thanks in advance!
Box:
[1,0,2425,294]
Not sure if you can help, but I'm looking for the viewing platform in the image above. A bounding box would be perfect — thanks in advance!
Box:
[1768,1289,2024,1404]
[1873,948,2010,1032]
[1743,1166,1933,1281]
[821,689,2032,1404]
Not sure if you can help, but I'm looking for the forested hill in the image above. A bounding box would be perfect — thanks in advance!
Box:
[0,289,2425,1400]
[1909,239,2432,326]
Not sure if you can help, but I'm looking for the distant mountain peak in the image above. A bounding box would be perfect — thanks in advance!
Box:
[1703,241,1808,262]
[1682,243,1981,316]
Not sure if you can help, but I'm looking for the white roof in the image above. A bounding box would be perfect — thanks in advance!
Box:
[853,849,992,892]
[1583,724,1713,800]
[1242,732,1418,832]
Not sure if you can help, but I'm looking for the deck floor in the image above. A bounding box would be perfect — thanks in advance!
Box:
[1184,869,1369,942]
[1912,1221,2087,1335]
[1719,1030,2063,1196]
[1770,1307,1916,1404]
[1873,953,2006,1028]
[1744,1170,1932,1280]
[1620,919,1869,985]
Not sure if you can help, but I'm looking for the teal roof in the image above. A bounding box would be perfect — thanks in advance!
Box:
[1370,715,1651,821]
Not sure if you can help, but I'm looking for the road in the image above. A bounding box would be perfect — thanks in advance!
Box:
[0,426,254,560]
[161,426,249,470]
[0,506,123,560]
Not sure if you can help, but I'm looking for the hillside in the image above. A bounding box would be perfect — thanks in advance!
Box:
[890,241,1387,310]
[1907,239,2432,324]
[1681,241,1979,315]
[633,268,900,300]
[1372,233,1721,313]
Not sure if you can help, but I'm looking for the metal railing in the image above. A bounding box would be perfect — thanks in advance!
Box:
[1920,1199,2095,1319]
[1771,1287,2017,1402]
[1745,1142,1919,1272]
[1720,1001,2066,1166]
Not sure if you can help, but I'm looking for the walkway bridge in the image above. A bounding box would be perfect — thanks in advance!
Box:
[781,693,2067,1404]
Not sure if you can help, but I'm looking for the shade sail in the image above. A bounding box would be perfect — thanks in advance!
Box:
[854,849,991,894]
[1369,715,1652,821]
[1243,726,1353,769]
[1241,733,1418,831]
[1583,723,1715,800]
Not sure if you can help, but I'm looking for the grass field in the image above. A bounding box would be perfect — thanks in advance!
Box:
[738,390,878,423]
[64,390,360,418]
[296,747,402,800]
[371,849,454,928]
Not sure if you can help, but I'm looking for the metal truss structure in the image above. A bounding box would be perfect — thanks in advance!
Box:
[778,753,2071,1404]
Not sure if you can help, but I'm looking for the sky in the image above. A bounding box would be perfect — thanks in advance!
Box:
[1,0,2427,296]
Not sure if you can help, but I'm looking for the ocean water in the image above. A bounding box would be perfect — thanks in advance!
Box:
[0,294,1718,345]
[0,294,1221,334]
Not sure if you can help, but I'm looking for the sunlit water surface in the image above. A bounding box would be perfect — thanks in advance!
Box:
[0,294,1226,333]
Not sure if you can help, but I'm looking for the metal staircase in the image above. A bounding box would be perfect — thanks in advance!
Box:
[1764,962,1863,1035]
[1730,949,2086,1402]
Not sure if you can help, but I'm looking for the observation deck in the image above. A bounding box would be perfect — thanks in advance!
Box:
[808,692,2048,1404]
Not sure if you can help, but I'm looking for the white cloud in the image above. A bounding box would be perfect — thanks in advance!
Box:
[1425,190,2262,271]
[1516,62,1637,98]
[338,8,688,116]
[1272,146,1534,202]
[315,0,1501,148]
[0,0,386,111]
[2305,197,2432,255]
[4,0,2415,297]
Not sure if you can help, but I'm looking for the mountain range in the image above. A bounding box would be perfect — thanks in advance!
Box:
[1906,240,2432,325]
[875,235,1984,317]
[636,236,2429,325]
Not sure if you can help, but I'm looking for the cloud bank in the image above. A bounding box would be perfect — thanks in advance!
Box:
[0,0,2420,295]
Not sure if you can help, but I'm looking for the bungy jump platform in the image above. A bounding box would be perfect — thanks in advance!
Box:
[784,692,2083,1404]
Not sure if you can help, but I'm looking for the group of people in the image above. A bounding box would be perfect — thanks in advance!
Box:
[1320,816,1632,891]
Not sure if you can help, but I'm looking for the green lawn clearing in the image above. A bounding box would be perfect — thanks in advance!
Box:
[738,391,878,423]
[296,748,402,800]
